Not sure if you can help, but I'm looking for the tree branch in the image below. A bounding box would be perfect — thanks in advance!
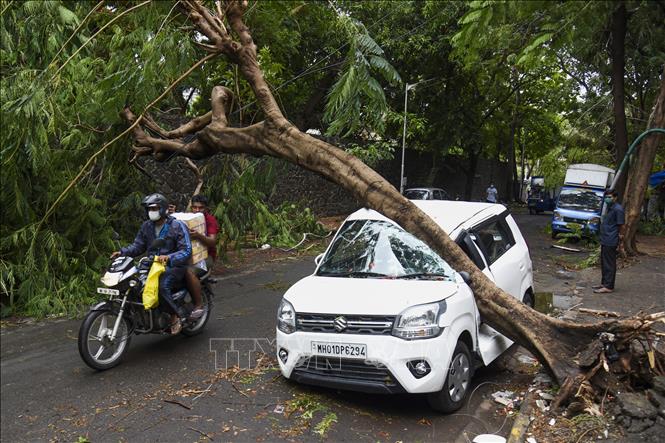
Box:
[167,112,213,138]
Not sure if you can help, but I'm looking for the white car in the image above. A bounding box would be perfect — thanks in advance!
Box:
[276,201,534,412]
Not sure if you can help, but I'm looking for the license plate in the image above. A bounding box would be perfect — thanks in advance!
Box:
[97,287,120,295]
[311,341,367,358]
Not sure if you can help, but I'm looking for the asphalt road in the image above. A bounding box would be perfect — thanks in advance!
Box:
[1,213,549,442]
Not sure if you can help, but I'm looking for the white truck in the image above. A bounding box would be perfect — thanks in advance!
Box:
[552,164,615,238]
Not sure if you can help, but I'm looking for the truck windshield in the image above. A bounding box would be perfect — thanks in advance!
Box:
[557,189,602,212]
[317,220,454,280]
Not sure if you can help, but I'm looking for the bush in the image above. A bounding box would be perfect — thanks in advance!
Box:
[637,217,665,236]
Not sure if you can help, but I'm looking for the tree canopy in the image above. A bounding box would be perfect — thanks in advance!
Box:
[1,0,664,317]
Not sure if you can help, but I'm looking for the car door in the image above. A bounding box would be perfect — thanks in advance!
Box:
[456,231,494,281]
[456,228,513,365]
[470,216,523,300]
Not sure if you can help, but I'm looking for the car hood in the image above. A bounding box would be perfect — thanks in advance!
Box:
[283,275,461,316]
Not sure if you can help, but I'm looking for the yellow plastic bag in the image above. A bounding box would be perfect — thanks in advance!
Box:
[143,258,166,310]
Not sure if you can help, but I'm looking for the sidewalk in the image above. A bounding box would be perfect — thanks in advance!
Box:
[509,232,665,443]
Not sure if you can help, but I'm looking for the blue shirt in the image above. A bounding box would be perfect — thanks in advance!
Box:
[599,203,625,247]
[120,216,192,267]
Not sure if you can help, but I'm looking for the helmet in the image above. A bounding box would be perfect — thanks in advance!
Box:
[141,193,169,219]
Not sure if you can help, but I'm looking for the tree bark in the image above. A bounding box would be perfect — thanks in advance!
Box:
[610,2,629,198]
[123,0,664,407]
[622,71,665,255]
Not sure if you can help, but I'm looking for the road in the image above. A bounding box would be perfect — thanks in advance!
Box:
[1,213,552,442]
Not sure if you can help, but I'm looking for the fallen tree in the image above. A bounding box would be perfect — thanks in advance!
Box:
[123,0,664,408]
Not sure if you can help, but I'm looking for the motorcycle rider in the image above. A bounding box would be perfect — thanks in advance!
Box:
[111,193,192,335]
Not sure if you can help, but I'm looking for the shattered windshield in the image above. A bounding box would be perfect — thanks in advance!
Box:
[557,189,603,212]
[316,220,454,280]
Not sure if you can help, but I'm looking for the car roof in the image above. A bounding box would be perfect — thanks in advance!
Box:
[404,187,444,191]
[345,200,506,237]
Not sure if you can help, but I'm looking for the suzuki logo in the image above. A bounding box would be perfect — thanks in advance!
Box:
[333,316,347,332]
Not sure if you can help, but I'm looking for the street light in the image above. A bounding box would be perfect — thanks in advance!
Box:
[400,78,437,194]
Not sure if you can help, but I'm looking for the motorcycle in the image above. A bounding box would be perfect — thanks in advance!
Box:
[78,240,214,370]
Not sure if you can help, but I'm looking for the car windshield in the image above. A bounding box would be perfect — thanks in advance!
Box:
[316,220,454,280]
[557,189,603,212]
[404,190,428,199]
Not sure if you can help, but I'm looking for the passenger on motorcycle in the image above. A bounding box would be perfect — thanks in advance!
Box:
[111,193,192,335]
[185,194,219,319]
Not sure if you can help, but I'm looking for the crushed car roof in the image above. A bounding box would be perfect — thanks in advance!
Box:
[346,200,506,236]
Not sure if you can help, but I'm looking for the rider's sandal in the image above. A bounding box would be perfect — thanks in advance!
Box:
[170,320,182,335]
[189,308,205,320]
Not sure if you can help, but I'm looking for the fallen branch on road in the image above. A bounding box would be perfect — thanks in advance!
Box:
[577,308,621,318]
[163,399,192,410]
[188,426,214,440]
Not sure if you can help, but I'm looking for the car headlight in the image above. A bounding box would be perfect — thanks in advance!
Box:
[553,211,563,221]
[392,301,446,340]
[277,298,296,334]
[589,216,600,225]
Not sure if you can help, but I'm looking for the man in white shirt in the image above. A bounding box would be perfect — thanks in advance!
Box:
[486,183,498,203]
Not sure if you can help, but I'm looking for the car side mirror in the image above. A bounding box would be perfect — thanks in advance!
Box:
[459,271,471,284]
[314,253,324,266]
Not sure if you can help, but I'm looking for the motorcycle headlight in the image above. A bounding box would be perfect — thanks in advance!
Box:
[589,216,600,225]
[277,299,296,334]
[553,211,563,221]
[392,301,446,340]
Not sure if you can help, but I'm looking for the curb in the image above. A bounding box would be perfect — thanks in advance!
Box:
[507,389,534,443]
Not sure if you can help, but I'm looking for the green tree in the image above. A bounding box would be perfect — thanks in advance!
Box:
[115,0,661,410]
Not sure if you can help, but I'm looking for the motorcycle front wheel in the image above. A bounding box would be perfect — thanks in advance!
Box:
[78,309,131,370]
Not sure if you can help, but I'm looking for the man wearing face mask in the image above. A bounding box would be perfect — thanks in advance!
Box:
[111,193,192,334]
[593,190,625,294]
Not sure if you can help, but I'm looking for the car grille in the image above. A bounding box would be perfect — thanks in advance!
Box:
[293,357,398,386]
[297,313,395,335]
[563,217,586,224]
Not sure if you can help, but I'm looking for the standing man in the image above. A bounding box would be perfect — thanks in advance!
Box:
[111,193,192,334]
[593,190,625,294]
[185,194,219,319]
[486,183,498,203]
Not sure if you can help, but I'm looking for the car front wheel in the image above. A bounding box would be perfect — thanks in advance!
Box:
[427,341,473,413]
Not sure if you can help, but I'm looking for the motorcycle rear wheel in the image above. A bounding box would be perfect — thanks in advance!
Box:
[78,310,131,370]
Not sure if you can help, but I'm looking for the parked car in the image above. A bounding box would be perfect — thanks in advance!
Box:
[276,201,534,413]
[403,187,449,200]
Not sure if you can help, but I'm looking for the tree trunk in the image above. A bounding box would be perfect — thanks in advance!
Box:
[505,68,522,202]
[610,2,629,198]
[464,149,479,201]
[123,0,664,407]
[519,127,526,203]
[622,71,665,255]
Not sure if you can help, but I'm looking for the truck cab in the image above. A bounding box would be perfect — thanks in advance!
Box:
[551,164,615,238]
[527,176,555,214]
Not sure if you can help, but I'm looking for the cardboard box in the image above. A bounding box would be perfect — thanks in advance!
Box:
[173,212,208,264]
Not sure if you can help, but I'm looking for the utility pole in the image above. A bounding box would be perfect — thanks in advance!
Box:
[400,78,437,194]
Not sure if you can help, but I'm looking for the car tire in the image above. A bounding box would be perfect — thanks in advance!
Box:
[522,291,534,308]
[427,341,473,413]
